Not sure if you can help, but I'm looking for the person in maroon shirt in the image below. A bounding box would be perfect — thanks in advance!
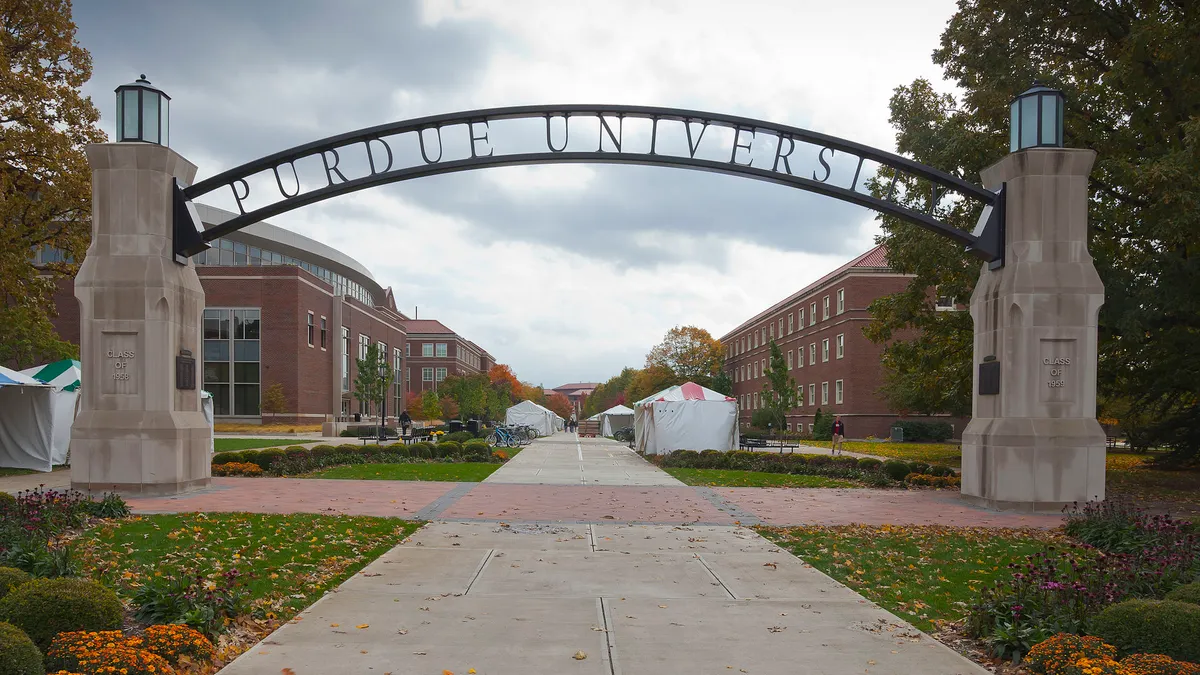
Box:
[832,416,845,455]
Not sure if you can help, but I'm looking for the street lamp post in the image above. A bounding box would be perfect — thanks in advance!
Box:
[378,362,388,441]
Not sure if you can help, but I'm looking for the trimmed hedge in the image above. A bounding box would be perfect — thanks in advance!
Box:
[0,620,42,675]
[856,457,882,471]
[217,438,509,476]
[655,449,897,484]
[882,460,912,481]
[890,420,953,442]
[928,464,955,477]
[1088,599,1200,662]
[1165,581,1200,606]
[905,473,961,488]
[445,431,474,443]
[0,568,31,601]
[0,578,124,651]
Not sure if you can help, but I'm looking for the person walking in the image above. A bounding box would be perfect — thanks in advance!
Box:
[398,409,412,438]
[832,416,845,455]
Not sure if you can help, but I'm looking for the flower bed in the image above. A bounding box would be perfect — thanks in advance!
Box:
[211,440,502,477]
[647,449,957,489]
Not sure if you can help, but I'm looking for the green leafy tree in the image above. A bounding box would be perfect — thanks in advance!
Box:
[260,383,289,415]
[353,343,393,419]
[758,340,797,431]
[645,326,723,388]
[583,367,638,417]
[709,358,733,397]
[419,389,442,422]
[441,373,488,420]
[867,1,1200,462]
[1,0,107,368]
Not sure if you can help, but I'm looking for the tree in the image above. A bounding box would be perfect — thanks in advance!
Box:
[441,373,488,420]
[645,326,723,388]
[867,1,1200,463]
[758,340,797,431]
[583,367,638,417]
[545,391,573,420]
[1,0,107,368]
[710,359,733,397]
[625,364,681,404]
[418,390,442,422]
[260,383,289,415]
[353,343,393,419]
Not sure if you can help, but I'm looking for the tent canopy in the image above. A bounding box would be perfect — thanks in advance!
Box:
[21,359,81,392]
[633,381,739,455]
[634,382,735,406]
[599,404,634,416]
[0,366,59,471]
[0,365,44,387]
[596,404,635,437]
[505,399,556,436]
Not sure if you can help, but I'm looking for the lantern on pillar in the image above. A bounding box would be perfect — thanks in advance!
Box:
[1009,83,1064,152]
[115,75,170,145]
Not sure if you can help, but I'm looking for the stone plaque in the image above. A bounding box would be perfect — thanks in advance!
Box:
[1039,338,1076,403]
[101,332,139,395]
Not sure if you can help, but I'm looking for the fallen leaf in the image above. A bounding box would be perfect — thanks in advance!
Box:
[330,623,339,627]
[469,670,477,674]
[282,670,295,675]
[573,651,588,660]
[356,624,370,629]
[397,629,408,635]
[658,604,668,608]
[414,651,427,655]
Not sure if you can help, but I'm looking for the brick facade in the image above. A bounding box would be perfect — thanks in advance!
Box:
[721,246,969,439]
[405,320,492,395]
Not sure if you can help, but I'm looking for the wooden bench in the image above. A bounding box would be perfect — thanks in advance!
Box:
[360,429,400,444]
[739,437,801,452]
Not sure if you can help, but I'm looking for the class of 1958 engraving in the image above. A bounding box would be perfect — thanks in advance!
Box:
[101,332,138,395]
[1039,338,1076,403]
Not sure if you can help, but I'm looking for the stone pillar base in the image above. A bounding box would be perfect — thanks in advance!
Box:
[70,410,211,497]
[961,417,1105,512]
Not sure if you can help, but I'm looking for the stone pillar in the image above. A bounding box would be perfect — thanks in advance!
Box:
[70,143,211,496]
[961,148,1106,511]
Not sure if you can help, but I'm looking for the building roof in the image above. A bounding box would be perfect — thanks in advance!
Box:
[403,319,455,335]
[553,382,599,393]
[719,245,894,341]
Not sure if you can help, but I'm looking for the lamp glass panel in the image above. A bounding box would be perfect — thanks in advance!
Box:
[115,93,124,140]
[123,90,140,140]
[141,92,159,144]
[1020,95,1038,148]
[161,97,169,145]
[1009,101,1019,151]
[1040,94,1058,145]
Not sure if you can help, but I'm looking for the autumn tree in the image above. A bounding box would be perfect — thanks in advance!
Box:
[758,340,797,430]
[441,373,488,420]
[644,326,723,387]
[260,383,289,415]
[867,0,1200,462]
[1,0,107,368]
[625,364,681,404]
[544,392,572,420]
[418,390,442,422]
[583,367,638,417]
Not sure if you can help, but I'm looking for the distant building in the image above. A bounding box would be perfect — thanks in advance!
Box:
[404,319,494,395]
[550,382,599,415]
[719,245,967,439]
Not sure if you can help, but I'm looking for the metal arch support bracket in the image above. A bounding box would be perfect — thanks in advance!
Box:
[172,178,209,264]
[966,184,1006,270]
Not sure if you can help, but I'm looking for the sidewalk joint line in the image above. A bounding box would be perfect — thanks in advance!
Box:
[600,597,620,675]
[695,486,763,526]
[696,554,738,599]
[587,523,597,552]
[413,482,476,521]
[462,548,494,596]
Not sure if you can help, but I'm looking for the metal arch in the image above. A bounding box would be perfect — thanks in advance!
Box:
[174,104,1004,264]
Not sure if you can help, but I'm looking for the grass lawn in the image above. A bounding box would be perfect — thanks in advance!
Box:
[0,464,68,478]
[80,512,421,621]
[306,462,503,481]
[1104,452,1200,509]
[215,423,322,433]
[758,524,1066,632]
[664,468,860,488]
[214,437,300,452]
[806,440,965,467]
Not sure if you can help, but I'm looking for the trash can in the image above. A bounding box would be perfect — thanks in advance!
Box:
[890,425,903,442]
[354,413,361,422]
[449,419,464,433]
[466,419,480,435]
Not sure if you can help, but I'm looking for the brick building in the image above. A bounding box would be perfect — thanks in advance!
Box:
[550,382,599,415]
[404,319,494,394]
[44,204,495,425]
[720,245,966,439]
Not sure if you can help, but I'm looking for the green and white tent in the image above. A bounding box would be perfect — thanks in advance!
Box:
[21,359,81,391]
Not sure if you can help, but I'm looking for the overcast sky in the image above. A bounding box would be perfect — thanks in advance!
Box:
[74,0,958,388]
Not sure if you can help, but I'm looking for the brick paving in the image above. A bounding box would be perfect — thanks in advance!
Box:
[439,483,737,524]
[127,477,458,518]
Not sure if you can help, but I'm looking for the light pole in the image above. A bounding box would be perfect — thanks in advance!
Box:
[378,362,388,441]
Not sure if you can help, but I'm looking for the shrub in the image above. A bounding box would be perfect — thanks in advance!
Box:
[284,446,310,461]
[407,442,433,459]
[140,624,215,665]
[1165,582,1200,606]
[82,492,130,519]
[890,420,953,442]
[831,456,860,469]
[1025,633,1118,675]
[1089,599,1200,662]
[0,578,124,650]
[433,441,462,458]
[910,462,931,475]
[1065,498,1195,556]
[132,568,249,638]
[928,464,955,477]
[251,447,285,470]
[463,438,490,452]
[1119,653,1200,675]
[336,443,359,453]
[856,457,882,471]
[0,568,31,601]
[211,462,263,477]
[805,454,831,467]
[446,431,474,444]
[307,444,336,459]
[0,492,17,512]
[905,473,961,488]
[882,460,911,481]
[0,620,42,675]
[211,451,243,465]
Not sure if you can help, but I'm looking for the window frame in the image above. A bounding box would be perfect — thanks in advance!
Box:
[837,288,845,314]
[306,312,314,347]
[835,379,844,404]
[836,334,844,359]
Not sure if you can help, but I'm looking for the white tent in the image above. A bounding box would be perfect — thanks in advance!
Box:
[633,382,739,455]
[505,399,555,436]
[597,404,635,437]
[0,365,60,471]
[20,360,82,468]
[201,390,215,454]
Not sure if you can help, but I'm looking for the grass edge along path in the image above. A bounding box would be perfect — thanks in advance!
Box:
[664,467,860,488]
[214,437,301,452]
[304,462,503,481]
[757,524,1068,633]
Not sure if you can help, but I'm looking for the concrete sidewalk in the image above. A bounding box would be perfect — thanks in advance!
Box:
[486,433,682,486]
[219,521,986,675]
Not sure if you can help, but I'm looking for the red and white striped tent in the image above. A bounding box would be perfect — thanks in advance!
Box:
[632,382,739,455]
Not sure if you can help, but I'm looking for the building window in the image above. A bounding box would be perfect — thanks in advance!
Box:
[769,323,774,339]
[797,386,804,406]
[788,313,794,334]
[306,313,314,347]
[320,317,327,349]
[808,384,815,406]
[821,382,829,405]
[835,379,844,404]
[823,296,830,319]
[761,327,766,344]
[809,343,816,365]
[341,327,350,391]
[809,302,816,325]
[787,422,792,432]
[936,294,957,311]
[837,288,845,314]
[822,338,830,362]
[422,343,433,357]
[753,392,758,409]
[836,334,844,359]
[761,358,766,375]
[753,362,758,379]
[393,347,403,411]
[203,308,260,416]
[435,367,447,382]
[359,334,370,360]
[405,343,411,357]
[787,350,793,369]
[798,308,805,326]
[777,318,783,336]
[422,367,434,381]
[435,343,448,357]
